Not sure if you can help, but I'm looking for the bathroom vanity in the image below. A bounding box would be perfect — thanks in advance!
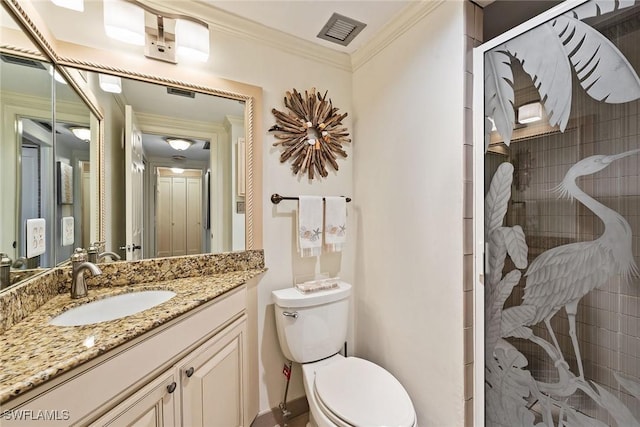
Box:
[0,250,264,426]
[1,3,266,424]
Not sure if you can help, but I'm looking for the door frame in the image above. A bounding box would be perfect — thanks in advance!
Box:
[471,1,589,424]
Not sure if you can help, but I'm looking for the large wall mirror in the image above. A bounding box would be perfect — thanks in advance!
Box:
[1,4,98,289]
[72,69,248,261]
[1,0,262,289]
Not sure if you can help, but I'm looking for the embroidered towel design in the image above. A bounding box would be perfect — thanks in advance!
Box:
[324,196,347,252]
[297,196,323,257]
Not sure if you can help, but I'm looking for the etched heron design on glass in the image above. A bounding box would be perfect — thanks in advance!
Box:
[517,148,640,379]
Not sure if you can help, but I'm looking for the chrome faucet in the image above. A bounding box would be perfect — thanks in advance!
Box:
[71,248,102,299]
[87,242,121,264]
[11,257,28,269]
[0,253,11,290]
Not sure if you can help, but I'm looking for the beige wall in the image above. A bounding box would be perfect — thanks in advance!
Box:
[160,20,356,412]
[21,0,473,421]
[352,2,467,425]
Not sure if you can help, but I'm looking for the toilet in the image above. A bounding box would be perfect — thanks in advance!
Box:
[272,281,417,427]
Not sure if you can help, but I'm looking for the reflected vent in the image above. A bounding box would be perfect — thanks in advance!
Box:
[35,120,56,133]
[166,87,195,98]
[317,13,366,46]
[0,54,46,70]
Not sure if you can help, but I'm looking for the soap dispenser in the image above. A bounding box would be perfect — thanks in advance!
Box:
[87,243,99,264]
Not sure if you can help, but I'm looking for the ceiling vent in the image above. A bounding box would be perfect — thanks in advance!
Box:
[317,13,366,47]
[0,54,46,70]
[166,87,195,98]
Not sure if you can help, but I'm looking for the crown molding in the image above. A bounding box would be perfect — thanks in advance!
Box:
[351,0,446,72]
[1,91,52,111]
[145,0,352,72]
[224,115,244,128]
[135,111,225,138]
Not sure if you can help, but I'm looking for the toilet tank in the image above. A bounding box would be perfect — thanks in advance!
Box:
[272,281,351,363]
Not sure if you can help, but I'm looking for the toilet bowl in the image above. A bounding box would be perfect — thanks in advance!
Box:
[302,354,417,427]
[272,282,417,427]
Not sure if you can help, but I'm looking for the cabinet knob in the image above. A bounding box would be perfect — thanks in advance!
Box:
[185,367,195,378]
[167,382,177,394]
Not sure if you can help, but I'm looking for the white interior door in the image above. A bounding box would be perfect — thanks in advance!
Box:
[155,171,203,257]
[125,105,144,261]
[186,177,202,255]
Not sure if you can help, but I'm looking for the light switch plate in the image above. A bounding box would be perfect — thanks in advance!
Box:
[26,218,46,258]
[62,216,74,246]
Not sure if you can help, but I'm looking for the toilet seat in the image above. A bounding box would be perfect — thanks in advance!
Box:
[312,357,416,427]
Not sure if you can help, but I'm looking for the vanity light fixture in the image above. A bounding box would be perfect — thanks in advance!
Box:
[70,127,91,142]
[103,0,145,46]
[175,19,210,62]
[51,0,84,12]
[166,138,193,151]
[49,67,67,85]
[517,102,543,124]
[102,0,210,64]
[98,74,122,94]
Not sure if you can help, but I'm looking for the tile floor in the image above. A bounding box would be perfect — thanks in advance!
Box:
[279,412,308,427]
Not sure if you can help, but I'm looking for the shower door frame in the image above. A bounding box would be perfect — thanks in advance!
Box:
[471,1,590,425]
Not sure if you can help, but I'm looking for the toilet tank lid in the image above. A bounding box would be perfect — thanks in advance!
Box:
[272,281,351,308]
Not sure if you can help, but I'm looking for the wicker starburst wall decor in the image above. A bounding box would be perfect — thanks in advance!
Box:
[269,88,350,180]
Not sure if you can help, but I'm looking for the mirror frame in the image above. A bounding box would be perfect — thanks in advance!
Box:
[3,0,263,251]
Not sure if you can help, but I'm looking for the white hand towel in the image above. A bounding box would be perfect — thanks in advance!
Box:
[324,197,347,252]
[297,196,323,257]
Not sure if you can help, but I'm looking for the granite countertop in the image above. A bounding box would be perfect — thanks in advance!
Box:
[0,251,265,404]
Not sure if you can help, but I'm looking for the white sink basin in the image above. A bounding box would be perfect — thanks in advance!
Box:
[49,290,177,326]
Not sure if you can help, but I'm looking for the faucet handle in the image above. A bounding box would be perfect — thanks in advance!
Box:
[71,247,87,263]
[0,253,11,267]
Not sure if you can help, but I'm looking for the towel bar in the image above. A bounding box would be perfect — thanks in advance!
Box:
[271,194,352,204]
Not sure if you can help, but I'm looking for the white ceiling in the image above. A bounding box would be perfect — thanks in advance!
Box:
[23,1,415,55]
[200,0,412,54]
[6,0,496,163]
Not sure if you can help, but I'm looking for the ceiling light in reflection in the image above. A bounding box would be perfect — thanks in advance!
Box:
[99,74,122,93]
[167,138,193,151]
[170,168,185,174]
[70,127,91,142]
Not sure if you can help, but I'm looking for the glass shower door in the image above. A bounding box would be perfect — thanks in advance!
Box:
[481,1,640,425]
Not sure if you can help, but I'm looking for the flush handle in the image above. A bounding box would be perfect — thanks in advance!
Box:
[283,311,298,319]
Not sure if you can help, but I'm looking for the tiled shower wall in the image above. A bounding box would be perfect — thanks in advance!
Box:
[502,86,640,423]
[463,2,482,426]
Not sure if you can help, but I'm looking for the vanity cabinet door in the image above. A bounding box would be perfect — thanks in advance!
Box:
[179,316,247,427]
[89,370,178,427]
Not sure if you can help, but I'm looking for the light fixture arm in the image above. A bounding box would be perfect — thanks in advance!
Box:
[123,0,209,29]
[156,15,166,47]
